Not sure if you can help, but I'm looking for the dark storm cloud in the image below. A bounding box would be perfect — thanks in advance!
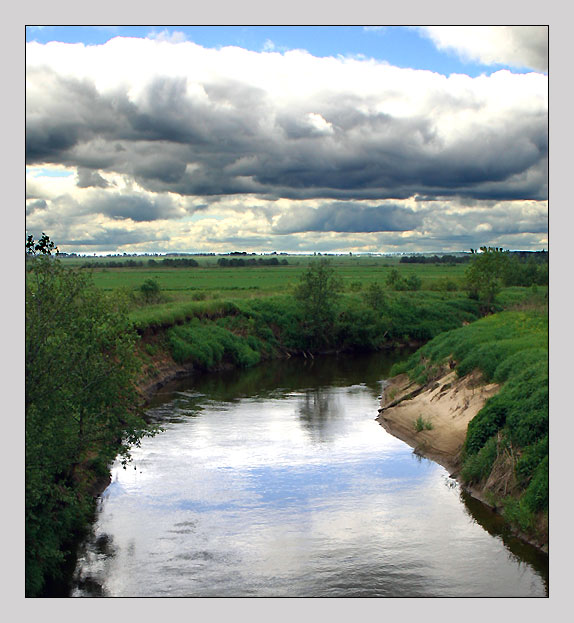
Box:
[26,199,47,215]
[26,43,548,209]
[76,167,110,188]
[273,203,420,234]
[86,193,184,222]
[58,228,166,247]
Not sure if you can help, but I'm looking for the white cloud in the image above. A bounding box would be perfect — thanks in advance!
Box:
[147,29,188,43]
[417,26,548,73]
[25,36,548,253]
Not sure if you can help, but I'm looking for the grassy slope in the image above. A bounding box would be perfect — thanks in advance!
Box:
[391,303,548,545]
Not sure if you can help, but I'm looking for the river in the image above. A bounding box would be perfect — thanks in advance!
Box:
[71,351,548,597]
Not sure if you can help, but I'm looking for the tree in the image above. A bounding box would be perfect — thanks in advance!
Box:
[26,236,154,596]
[294,259,342,347]
[26,232,59,256]
[464,246,510,311]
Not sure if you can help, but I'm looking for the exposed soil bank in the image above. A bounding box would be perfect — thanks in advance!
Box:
[377,371,548,554]
[377,370,499,475]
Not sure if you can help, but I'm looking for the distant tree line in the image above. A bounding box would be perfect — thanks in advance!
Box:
[400,250,547,266]
[217,257,289,267]
[81,258,200,269]
[400,254,470,264]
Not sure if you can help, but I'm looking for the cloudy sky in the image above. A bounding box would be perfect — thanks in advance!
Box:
[25,25,548,254]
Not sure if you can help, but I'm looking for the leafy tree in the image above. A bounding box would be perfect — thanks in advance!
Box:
[294,259,342,348]
[26,232,59,256]
[26,236,153,596]
[464,246,510,311]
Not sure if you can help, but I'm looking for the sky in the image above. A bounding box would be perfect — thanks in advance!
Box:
[25,25,549,255]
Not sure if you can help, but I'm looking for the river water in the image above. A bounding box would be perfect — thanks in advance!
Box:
[71,351,548,597]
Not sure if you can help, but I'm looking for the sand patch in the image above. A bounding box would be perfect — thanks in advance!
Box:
[377,369,499,474]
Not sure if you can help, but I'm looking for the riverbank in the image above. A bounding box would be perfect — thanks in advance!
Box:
[377,369,548,554]
[377,370,499,476]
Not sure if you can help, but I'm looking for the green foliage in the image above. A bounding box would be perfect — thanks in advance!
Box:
[361,282,386,310]
[465,247,509,310]
[26,240,154,596]
[414,415,434,432]
[500,456,548,531]
[522,456,548,513]
[386,268,422,291]
[430,277,459,292]
[294,259,343,347]
[386,268,402,289]
[139,278,162,303]
[461,435,499,484]
[515,436,548,486]
[405,274,422,291]
[167,318,262,369]
[393,308,548,538]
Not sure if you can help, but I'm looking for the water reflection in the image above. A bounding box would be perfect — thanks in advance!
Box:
[72,350,548,597]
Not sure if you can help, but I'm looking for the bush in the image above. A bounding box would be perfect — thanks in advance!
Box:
[139,278,162,303]
[405,274,422,291]
[362,282,386,310]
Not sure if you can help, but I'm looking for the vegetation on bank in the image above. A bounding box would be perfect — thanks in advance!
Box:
[146,287,483,374]
[390,307,548,544]
[25,237,157,597]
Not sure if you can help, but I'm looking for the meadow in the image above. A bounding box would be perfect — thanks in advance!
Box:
[63,254,469,307]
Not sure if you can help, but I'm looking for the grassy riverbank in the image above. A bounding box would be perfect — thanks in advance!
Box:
[388,306,548,547]
[133,292,482,384]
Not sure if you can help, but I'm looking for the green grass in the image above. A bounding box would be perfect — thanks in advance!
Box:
[415,415,434,432]
[61,254,469,300]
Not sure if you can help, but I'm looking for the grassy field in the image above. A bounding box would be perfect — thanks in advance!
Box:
[62,254,469,300]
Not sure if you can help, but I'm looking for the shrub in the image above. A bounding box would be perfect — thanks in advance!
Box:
[362,282,386,310]
[26,241,153,596]
[405,274,422,291]
[139,278,162,303]
[414,415,434,432]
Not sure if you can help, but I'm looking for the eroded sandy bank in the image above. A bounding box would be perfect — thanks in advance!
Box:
[377,370,499,476]
[377,370,548,553]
